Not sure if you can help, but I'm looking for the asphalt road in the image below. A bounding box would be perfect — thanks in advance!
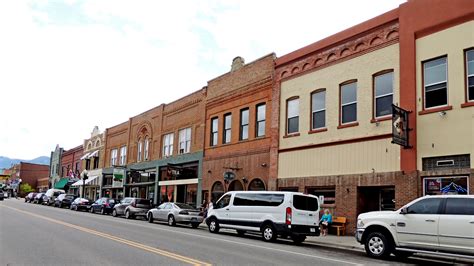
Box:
[0,198,459,266]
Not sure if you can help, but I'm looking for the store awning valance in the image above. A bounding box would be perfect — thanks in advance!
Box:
[71,176,98,187]
[80,153,90,160]
[54,178,69,189]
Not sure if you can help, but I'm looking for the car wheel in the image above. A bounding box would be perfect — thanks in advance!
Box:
[147,213,154,223]
[125,210,132,219]
[365,232,392,259]
[291,235,306,244]
[191,223,199,229]
[168,215,176,226]
[236,230,246,236]
[208,218,220,233]
[112,209,118,217]
[90,207,94,213]
[100,208,105,215]
[262,224,277,242]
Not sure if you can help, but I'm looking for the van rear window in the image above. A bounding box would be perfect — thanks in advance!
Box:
[293,195,318,211]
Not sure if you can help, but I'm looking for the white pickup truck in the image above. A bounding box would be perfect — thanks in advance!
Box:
[356,195,474,260]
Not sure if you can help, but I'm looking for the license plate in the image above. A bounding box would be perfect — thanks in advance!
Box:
[310,228,315,233]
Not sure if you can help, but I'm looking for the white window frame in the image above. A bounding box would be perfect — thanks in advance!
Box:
[287,98,299,134]
[340,82,357,125]
[311,91,326,130]
[240,108,249,140]
[374,72,394,119]
[110,149,118,166]
[466,49,474,102]
[163,133,174,157]
[179,128,191,154]
[137,140,143,162]
[144,138,149,161]
[256,104,266,137]
[423,56,448,109]
[211,117,218,146]
[120,146,127,166]
[223,113,232,144]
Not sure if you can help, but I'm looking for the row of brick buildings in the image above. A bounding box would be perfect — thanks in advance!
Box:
[47,0,473,233]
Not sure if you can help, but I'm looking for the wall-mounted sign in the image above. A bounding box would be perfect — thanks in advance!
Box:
[391,104,411,148]
[223,171,235,181]
[112,168,124,188]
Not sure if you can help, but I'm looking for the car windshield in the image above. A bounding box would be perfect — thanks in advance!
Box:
[174,203,196,210]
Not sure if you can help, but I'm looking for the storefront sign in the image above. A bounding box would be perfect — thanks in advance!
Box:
[112,168,124,188]
[391,104,411,148]
[424,176,468,195]
[223,171,235,181]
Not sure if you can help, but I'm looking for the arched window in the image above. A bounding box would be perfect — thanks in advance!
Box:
[95,139,101,147]
[87,142,92,150]
[137,140,143,162]
[144,137,149,161]
[228,180,244,191]
[248,178,266,191]
[211,181,225,203]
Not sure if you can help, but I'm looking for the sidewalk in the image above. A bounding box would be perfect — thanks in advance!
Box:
[306,235,364,252]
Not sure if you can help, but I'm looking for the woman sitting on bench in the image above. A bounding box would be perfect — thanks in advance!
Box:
[319,209,332,236]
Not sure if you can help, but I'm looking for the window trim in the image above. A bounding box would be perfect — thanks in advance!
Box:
[110,148,118,166]
[286,96,300,136]
[120,146,127,166]
[210,117,218,147]
[255,103,266,138]
[338,79,358,128]
[137,140,143,162]
[310,89,326,131]
[462,47,474,108]
[162,133,174,157]
[178,127,192,154]
[144,137,149,161]
[372,69,394,122]
[239,108,250,141]
[420,55,450,113]
[223,113,232,144]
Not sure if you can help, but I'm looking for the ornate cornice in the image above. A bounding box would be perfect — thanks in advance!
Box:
[276,22,399,82]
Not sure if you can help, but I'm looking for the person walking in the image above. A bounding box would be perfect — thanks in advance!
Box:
[319,209,332,236]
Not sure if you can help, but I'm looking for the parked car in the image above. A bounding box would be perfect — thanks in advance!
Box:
[25,192,37,203]
[54,194,76,208]
[90,198,117,215]
[147,202,203,228]
[112,198,152,219]
[33,193,46,204]
[70,198,93,211]
[206,191,320,243]
[356,195,474,260]
[42,189,65,206]
[0,189,4,201]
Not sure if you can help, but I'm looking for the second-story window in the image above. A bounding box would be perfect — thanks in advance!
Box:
[466,49,474,102]
[223,113,232,144]
[179,127,192,154]
[340,81,357,124]
[287,97,299,134]
[311,90,326,129]
[163,133,174,157]
[240,108,249,140]
[256,104,266,137]
[144,138,149,161]
[111,149,118,166]
[137,140,143,162]
[374,71,393,118]
[211,117,218,146]
[424,56,447,109]
[85,159,91,170]
[93,156,99,169]
[120,146,127,166]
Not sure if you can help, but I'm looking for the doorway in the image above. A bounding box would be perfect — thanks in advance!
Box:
[357,186,395,215]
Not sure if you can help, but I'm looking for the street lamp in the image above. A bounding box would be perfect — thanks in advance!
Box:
[81,170,89,199]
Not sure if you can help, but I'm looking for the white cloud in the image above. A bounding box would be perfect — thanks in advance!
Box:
[0,0,405,159]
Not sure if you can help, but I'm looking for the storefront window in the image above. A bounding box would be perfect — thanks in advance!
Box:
[248,178,265,191]
[424,176,468,195]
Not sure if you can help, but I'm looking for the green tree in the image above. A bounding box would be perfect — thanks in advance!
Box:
[20,183,34,194]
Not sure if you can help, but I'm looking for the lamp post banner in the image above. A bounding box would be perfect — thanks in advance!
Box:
[391,104,410,148]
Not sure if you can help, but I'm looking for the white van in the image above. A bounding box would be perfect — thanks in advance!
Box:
[206,191,320,243]
[43,188,65,206]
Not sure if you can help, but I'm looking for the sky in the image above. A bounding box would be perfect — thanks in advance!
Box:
[0,0,405,160]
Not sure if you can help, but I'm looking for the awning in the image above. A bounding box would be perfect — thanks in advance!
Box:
[54,178,69,189]
[88,150,99,158]
[80,153,90,160]
[71,176,98,187]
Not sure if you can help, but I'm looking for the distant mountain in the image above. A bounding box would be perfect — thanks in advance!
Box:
[0,156,50,169]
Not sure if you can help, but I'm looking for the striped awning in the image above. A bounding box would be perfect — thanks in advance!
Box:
[80,153,90,160]
[71,176,98,187]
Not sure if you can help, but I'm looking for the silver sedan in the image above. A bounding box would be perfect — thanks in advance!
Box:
[147,202,203,228]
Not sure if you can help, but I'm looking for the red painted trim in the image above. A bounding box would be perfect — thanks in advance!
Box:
[283,133,300,139]
[308,128,328,134]
[337,122,359,129]
[418,105,452,115]
[415,13,474,39]
[279,133,392,153]
[461,102,474,108]
[370,116,391,123]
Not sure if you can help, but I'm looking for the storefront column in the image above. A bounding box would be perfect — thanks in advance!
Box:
[154,166,159,205]
[196,159,203,207]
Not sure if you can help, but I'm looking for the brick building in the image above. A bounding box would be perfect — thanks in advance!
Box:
[203,54,275,203]
[56,145,83,191]
[270,0,474,233]
[8,162,49,194]
[49,144,64,188]
[103,121,129,199]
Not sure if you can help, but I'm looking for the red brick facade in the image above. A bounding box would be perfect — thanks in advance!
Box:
[60,145,83,178]
[9,162,49,192]
[203,54,275,202]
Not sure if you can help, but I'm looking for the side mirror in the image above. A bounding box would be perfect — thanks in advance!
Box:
[400,207,408,214]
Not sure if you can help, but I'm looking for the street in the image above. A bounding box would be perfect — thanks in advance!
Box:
[0,199,457,266]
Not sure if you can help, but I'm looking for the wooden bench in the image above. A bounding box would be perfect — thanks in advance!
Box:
[330,216,347,236]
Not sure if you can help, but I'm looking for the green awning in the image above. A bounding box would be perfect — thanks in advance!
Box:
[54,178,68,189]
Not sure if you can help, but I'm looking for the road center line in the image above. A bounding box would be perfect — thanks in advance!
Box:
[1,205,211,266]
